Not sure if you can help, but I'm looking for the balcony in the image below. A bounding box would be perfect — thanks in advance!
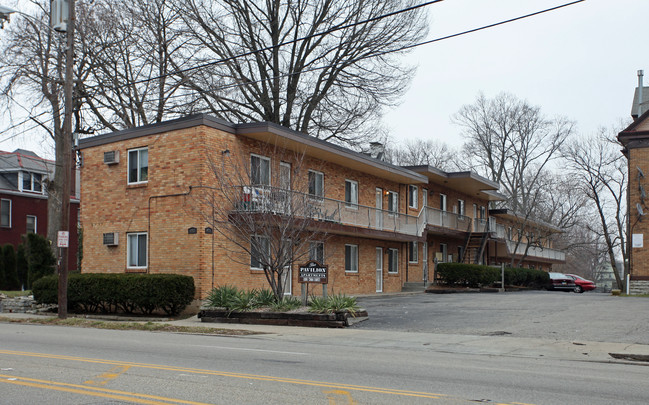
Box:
[505,240,566,262]
[424,207,471,233]
[234,186,423,237]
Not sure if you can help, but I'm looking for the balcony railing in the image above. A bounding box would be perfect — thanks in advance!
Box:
[424,207,471,232]
[505,240,566,262]
[232,185,565,263]
[234,185,423,236]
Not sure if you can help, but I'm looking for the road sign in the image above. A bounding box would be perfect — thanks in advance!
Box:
[298,260,328,284]
[57,231,69,248]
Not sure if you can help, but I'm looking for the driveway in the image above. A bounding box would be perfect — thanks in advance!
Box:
[354,290,649,345]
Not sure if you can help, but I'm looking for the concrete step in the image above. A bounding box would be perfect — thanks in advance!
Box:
[401,282,427,292]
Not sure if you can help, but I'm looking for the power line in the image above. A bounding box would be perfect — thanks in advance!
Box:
[80,0,586,112]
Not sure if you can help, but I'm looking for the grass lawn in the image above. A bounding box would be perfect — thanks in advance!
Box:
[0,290,31,298]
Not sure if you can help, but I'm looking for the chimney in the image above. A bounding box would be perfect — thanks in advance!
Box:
[638,70,644,117]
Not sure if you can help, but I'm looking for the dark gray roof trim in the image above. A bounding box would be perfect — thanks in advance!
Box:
[403,165,500,190]
[78,114,427,183]
[78,114,235,149]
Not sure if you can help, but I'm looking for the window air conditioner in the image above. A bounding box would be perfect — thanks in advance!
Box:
[103,151,119,165]
[103,232,118,246]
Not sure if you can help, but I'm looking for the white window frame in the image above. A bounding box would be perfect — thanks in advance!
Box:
[345,244,358,273]
[422,188,428,207]
[250,235,270,270]
[408,185,418,209]
[20,172,43,193]
[440,194,447,212]
[388,248,399,274]
[345,179,358,208]
[128,147,149,184]
[26,215,37,234]
[308,170,324,199]
[250,153,271,186]
[387,191,398,214]
[458,199,465,217]
[1,199,11,228]
[409,241,418,263]
[310,241,325,263]
[127,232,148,269]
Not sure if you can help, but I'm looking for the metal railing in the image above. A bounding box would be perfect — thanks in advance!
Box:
[233,185,422,236]
[425,207,472,232]
[505,240,566,261]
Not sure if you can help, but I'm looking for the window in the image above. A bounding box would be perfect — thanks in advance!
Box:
[250,235,270,270]
[387,191,398,214]
[1,199,10,227]
[310,241,324,263]
[127,232,147,268]
[26,215,36,234]
[128,148,148,184]
[345,244,358,272]
[388,248,399,274]
[440,194,447,211]
[422,189,428,207]
[409,241,418,263]
[480,206,486,219]
[308,170,324,199]
[408,185,418,209]
[458,200,465,217]
[439,243,448,262]
[251,154,270,185]
[345,180,358,208]
[20,172,42,192]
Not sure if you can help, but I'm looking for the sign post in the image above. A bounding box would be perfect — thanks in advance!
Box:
[298,261,329,304]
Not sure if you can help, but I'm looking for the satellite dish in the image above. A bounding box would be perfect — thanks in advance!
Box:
[637,203,645,217]
[641,185,647,202]
[638,166,645,178]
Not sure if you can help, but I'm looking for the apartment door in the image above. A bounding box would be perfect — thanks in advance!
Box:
[376,188,383,229]
[376,247,383,292]
[279,162,291,213]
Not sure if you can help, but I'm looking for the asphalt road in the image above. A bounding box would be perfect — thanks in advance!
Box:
[354,290,649,344]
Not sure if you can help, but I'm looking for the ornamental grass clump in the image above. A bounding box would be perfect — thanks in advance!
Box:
[308,294,359,316]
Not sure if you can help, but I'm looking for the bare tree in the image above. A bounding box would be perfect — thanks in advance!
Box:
[385,138,457,170]
[190,146,329,300]
[176,0,428,146]
[562,129,628,290]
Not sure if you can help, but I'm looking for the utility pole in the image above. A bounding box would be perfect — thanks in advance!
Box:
[58,0,75,319]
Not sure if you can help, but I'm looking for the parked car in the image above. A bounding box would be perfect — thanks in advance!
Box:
[565,274,596,293]
[547,272,576,291]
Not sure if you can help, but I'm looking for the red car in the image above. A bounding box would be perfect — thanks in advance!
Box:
[565,274,596,293]
[547,272,576,291]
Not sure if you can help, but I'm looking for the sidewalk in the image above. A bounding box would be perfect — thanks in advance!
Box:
[3,311,649,365]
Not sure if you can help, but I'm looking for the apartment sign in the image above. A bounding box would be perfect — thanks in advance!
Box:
[298,261,328,284]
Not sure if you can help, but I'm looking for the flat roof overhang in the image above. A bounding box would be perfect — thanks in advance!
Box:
[404,165,504,201]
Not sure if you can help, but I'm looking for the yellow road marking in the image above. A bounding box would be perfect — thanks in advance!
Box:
[324,389,358,405]
[0,374,211,405]
[0,349,444,399]
[85,365,130,386]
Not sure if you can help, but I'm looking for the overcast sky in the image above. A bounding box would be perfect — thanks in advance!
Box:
[1,0,648,158]
[382,0,649,149]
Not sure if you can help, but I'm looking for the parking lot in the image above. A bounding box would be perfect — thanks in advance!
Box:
[354,290,649,344]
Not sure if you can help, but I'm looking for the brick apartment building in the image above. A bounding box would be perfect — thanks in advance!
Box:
[618,70,649,294]
[0,149,80,271]
[78,114,565,298]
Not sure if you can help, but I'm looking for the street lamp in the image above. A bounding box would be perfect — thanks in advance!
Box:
[0,5,16,29]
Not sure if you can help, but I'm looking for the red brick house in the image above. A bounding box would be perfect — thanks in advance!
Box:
[0,149,80,271]
[78,115,564,298]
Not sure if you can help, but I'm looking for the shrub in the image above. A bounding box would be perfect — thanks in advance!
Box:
[33,273,195,316]
[16,244,28,290]
[25,233,56,288]
[271,296,302,312]
[3,244,20,290]
[308,294,359,315]
[437,263,549,288]
[206,285,240,309]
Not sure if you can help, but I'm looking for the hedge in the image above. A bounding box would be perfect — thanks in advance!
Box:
[32,273,195,316]
[436,263,550,288]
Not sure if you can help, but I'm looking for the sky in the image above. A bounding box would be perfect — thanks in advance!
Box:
[1,0,648,158]
[382,0,649,149]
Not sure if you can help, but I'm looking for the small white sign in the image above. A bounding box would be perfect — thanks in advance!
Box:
[632,233,643,248]
[57,231,69,248]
